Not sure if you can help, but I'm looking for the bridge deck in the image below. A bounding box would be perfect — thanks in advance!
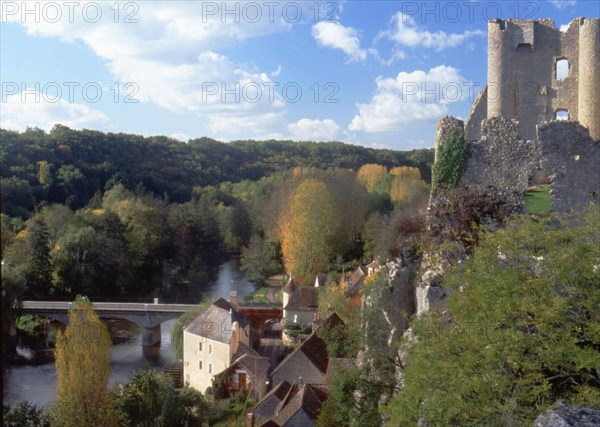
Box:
[20,301,201,313]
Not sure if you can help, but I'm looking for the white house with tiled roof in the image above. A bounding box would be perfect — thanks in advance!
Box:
[282,275,319,325]
[183,297,268,395]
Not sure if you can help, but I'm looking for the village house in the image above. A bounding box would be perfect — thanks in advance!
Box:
[366,259,381,276]
[250,380,328,427]
[345,266,366,303]
[271,331,329,387]
[183,297,269,398]
[282,276,319,325]
[251,313,347,426]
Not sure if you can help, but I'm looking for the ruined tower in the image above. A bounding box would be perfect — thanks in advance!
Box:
[578,18,600,141]
[466,17,600,141]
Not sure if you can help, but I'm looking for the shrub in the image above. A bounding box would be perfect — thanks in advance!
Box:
[432,132,470,189]
[384,209,600,426]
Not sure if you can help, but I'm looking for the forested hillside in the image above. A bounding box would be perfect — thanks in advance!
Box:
[1,125,432,217]
[1,125,433,304]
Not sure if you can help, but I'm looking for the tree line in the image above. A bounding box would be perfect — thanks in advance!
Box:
[1,123,433,305]
[1,125,432,218]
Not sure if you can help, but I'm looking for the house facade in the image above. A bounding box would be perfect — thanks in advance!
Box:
[183,297,268,397]
[282,276,319,325]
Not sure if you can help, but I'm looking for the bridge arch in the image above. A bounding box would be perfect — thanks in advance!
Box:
[19,301,201,347]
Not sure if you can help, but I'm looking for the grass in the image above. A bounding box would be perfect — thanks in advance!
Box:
[524,185,552,215]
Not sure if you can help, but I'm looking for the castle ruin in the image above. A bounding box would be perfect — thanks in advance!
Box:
[465,17,600,142]
[435,17,600,217]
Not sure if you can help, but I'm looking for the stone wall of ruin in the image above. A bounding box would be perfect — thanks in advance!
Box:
[468,17,600,141]
[539,121,600,214]
[434,115,599,218]
[464,85,487,141]
[461,117,540,193]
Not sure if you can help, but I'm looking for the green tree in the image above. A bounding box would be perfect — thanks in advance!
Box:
[115,369,206,427]
[1,213,16,259]
[317,322,360,358]
[52,211,134,297]
[37,160,55,190]
[240,234,281,286]
[222,202,252,252]
[431,131,470,189]
[385,209,600,426]
[1,265,26,355]
[51,296,125,427]
[0,177,35,218]
[3,402,51,427]
[22,217,53,296]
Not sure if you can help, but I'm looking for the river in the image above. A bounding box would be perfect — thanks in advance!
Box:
[2,259,255,408]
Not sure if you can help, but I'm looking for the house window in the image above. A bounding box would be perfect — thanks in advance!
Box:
[199,361,202,370]
[555,110,569,121]
[209,344,212,354]
[209,364,212,374]
[198,342,202,351]
[556,58,569,81]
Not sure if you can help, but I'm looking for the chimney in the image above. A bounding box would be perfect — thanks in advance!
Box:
[229,291,238,306]
[246,412,255,427]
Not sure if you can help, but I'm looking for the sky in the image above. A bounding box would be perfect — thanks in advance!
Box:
[1,0,598,150]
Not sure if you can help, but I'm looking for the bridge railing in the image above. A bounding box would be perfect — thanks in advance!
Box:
[17,296,203,304]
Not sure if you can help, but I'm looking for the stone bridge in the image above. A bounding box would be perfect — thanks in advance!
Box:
[19,301,200,346]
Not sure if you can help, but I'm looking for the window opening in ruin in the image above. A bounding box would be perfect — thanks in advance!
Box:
[525,172,552,215]
[555,110,569,121]
[556,59,569,81]
[524,185,552,215]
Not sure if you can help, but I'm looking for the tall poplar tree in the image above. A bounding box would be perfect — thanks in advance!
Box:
[52,296,125,426]
[282,179,336,275]
[23,217,53,296]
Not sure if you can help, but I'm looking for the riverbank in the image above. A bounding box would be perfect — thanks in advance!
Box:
[2,259,255,408]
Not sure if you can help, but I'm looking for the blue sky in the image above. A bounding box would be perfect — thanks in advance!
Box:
[1,0,598,150]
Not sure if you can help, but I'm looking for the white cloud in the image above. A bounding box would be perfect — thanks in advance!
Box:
[560,24,570,32]
[288,118,341,141]
[548,0,577,10]
[349,66,467,132]
[379,12,484,51]
[311,21,367,61]
[5,2,292,138]
[1,90,108,131]
[170,133,191,142]
[208,111,287,138]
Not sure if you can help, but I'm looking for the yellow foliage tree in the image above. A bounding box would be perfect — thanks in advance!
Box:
[390,166,421,179]
[356,164,388,192]
[282,180,336,275]
[52,296,125,427]
[390,167,429,205]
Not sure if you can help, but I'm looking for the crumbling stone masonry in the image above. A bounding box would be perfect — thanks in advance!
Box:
[436,116,599,217]
[418,17,600,315]
[466,17,600,141]
[538,121,600,215]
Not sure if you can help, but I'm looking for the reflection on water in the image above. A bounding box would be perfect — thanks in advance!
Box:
[204,258,254,301]
[2,259,254,407]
